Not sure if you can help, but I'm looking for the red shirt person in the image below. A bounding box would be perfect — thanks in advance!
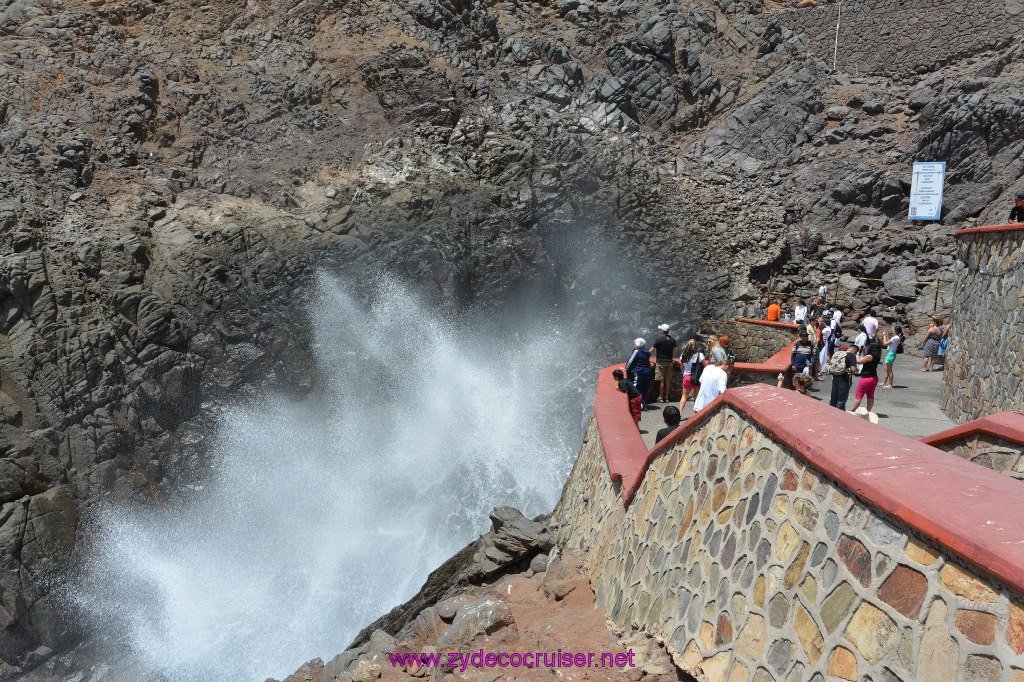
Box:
[613,369,643,425]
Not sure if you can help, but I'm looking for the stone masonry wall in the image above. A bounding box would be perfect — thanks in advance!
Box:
[935,434,1024,483]
[943,228,1024,424]
[705,320,797,365]
[554,409,1024,682]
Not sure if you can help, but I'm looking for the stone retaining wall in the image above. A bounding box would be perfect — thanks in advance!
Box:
[555,383,1024,682]
[705,319,798,365]
[934,434,1024,482]
[921,412,1024,483]
[943,225,1024,424]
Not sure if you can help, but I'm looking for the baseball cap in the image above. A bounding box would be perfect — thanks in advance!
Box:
[1016,192,1024,201]
[658,324,670,331]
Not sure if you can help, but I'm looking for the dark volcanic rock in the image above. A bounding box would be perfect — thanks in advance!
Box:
[0,0,1021,671]
[347,506,551,650]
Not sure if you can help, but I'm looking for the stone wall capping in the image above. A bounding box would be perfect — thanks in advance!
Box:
[595,364,650,501]
[599,376,1024,597]
[735,318,801,330]
[920,411,1024,450]
[954,223,1024,237]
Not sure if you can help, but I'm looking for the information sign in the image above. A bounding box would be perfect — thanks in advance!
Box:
[908,162,945,220]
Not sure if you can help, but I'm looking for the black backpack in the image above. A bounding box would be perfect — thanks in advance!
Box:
[690,354,706,387]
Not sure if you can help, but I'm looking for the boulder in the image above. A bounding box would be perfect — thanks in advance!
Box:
[436,598,518,649]
[883,266,918,298]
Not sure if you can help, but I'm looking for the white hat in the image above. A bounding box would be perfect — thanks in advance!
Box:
[634,338,646,348]
[852,406,879,424]
[658,324,670,332]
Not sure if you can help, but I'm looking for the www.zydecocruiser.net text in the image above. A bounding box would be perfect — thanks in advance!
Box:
[387,649,637,672]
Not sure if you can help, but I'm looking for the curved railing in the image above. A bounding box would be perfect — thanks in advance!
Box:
[595,375,1024,595]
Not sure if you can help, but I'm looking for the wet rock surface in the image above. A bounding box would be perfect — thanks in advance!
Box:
[0,0,1023,673]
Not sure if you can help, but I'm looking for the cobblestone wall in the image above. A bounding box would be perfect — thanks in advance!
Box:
[943,228,1024,423]
[555,409,1024,682]
[705,319,798,364]
[935,434,1024,483]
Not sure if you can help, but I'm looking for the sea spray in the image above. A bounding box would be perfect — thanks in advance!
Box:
[72,274,594,681]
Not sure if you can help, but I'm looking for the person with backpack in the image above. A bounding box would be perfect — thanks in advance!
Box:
[827,343,857,410]
[880,326,904,389]
[678,339,705,412]
[624,338,654,410]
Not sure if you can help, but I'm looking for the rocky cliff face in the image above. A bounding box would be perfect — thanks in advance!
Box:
[1,0,1023,674]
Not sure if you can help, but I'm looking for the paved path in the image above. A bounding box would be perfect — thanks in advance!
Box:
[638,354,953,448]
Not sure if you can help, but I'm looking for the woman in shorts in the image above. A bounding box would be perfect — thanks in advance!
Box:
[849,334,882,414]
[881,326,903,388]
[678,339,704,411]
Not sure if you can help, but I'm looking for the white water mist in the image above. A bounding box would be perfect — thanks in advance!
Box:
[73,274,592,681]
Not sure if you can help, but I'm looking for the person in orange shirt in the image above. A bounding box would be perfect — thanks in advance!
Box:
[767,299,781,321]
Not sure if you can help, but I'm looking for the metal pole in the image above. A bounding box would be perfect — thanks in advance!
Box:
[933,279,941,318]
[833,0,842,72]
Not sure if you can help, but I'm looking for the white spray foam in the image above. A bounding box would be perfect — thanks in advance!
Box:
[73,274,591,681]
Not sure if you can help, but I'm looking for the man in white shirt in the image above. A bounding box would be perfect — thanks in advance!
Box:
[694,361,731,412]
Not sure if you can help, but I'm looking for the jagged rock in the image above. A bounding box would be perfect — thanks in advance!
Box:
[436,594,476,622]
[884,266,918,298]
[1,0,1019,670]
[436,598,518,649]
[863,256,891,278]
[347,506,550,651]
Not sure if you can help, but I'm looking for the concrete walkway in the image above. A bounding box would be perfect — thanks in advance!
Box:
[638,354,953,448]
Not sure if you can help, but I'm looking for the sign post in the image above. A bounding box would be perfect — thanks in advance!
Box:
[908,161,946,220]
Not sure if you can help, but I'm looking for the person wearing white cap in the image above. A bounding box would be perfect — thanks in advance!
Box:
[624,338,654,410]
[651,324,677,404]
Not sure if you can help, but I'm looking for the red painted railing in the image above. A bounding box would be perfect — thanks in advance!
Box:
[954,223,1024,236]
[593,377,1024,595]
[920,411,1024,449]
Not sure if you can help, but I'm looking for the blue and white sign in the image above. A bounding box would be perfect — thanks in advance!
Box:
[908,161,945,220]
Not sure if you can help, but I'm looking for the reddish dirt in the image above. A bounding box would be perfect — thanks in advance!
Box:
[280,562,686,682]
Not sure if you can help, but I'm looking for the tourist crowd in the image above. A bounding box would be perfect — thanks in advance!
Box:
[615,289,950,444]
